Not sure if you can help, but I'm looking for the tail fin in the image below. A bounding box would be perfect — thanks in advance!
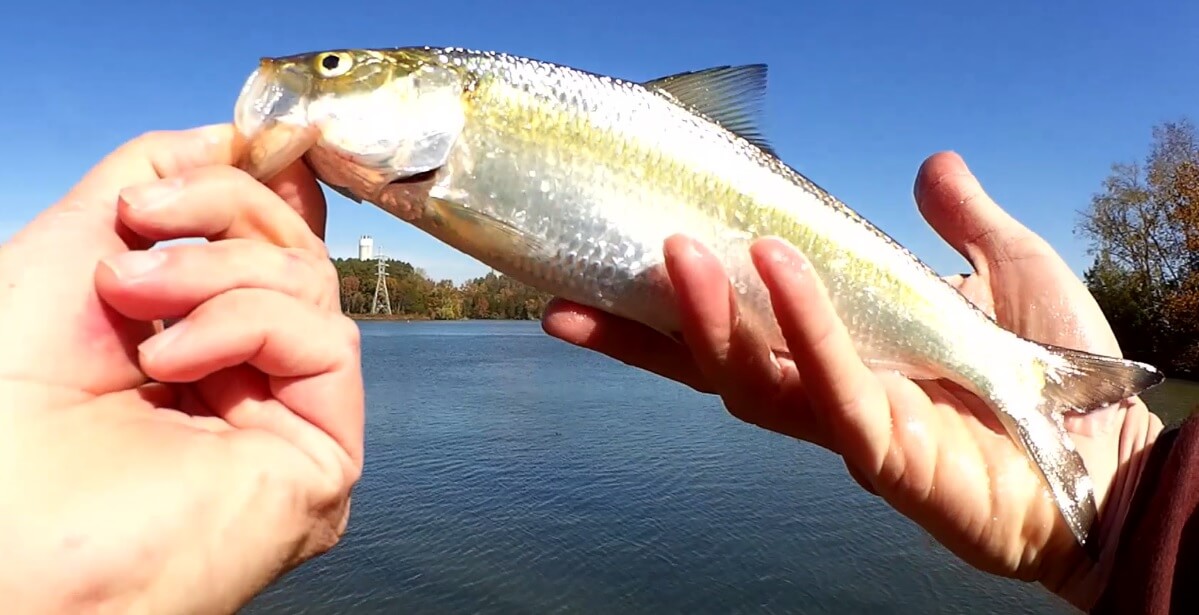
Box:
[1009,409,1098,553]
[1012,344,1164,554]
[1038,343,1165,414]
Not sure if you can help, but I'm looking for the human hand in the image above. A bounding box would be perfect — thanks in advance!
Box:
[541,152,1161,610]
[0,125,364,614]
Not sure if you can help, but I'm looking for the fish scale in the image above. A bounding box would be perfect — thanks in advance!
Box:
[232,45,1165,550]
[445,51,872,345]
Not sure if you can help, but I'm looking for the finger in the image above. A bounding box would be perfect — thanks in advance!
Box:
[663,235,782,417]
[0,125,325,402]
[541,298,713,393]
[116,164,326,252]
[42,125,324,245]
[0,126,251,396]
[749,237,891,470]
[61,125,244,212]
[913,152,1052,272]
[95,239,341,318]
[941,273,998,320]
[844,459,880,496]
[14,126,255,249]
[138,288,364,467]
[264,158,328,240]
[942,272,971,287]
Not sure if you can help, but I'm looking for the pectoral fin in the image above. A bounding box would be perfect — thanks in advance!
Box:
[327,182,363,204]
[423,198,555,264]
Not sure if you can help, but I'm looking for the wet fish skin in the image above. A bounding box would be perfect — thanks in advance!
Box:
[231,46,1165,550]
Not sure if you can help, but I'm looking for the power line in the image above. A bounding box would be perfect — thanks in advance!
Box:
[371,248,392,315]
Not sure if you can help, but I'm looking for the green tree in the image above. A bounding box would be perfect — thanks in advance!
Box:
[1077,117,1199,377]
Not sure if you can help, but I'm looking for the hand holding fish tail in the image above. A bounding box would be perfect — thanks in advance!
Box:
[0,125,363,614]
[543,152,1162,611]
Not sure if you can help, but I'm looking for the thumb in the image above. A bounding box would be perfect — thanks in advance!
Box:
[913,152,1049,273]
[64,125,244,211]
[63,124,326,241]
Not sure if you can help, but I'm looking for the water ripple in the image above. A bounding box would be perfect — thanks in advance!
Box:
[246,321,1074,614]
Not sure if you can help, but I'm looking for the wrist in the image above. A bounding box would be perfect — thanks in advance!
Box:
[1040,397,1163,610]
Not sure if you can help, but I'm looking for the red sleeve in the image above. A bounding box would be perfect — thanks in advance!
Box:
[1092,414,1199,614]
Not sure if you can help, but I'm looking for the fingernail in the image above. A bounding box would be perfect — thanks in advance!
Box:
[102,250,168,280]
[952,151,971,172]
[194,123,234,155]
[119,176,184,212]
[764,238,808,272]
[139,321,187,362]
[671,234,709,261]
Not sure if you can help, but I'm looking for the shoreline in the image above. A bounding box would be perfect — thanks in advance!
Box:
[348,313,431,322]
[346,314,540,323]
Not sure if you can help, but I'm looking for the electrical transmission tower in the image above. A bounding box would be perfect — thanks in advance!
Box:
[371,249,392,315]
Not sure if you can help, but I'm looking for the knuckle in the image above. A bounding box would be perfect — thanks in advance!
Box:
[341,457,364,491]
[304,249,336,282]
[304,238,331,261]
[307,500,352,556]
[281,246,312,272]
[338,315,362,353]
[319,259,340,295]
[307,454,358,516]
[283,247,339,303]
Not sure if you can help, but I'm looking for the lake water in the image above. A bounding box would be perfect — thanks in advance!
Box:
[244,320,1198,614]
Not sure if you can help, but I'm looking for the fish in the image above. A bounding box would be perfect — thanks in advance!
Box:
[230,46,1164,550]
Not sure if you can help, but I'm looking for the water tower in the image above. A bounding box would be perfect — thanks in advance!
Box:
[358,235,374,261]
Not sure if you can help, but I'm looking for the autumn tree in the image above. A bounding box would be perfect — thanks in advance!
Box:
[328,258,552,321]
[1077,118,1199,376]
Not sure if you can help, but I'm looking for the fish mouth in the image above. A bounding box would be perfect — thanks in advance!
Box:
[233,58,320,182]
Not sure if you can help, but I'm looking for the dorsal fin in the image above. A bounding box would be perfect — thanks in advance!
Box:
[642,64,776,157]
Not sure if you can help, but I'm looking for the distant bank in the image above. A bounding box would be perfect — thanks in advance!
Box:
[348,313,432,322]
[347,314,539,323]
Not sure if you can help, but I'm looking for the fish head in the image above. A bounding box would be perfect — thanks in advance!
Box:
[233,48,469,196]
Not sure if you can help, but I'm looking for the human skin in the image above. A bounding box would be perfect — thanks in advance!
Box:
[542,152,1161,611]
[0,125,364,614]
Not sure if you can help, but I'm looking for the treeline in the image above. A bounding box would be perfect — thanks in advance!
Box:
[333,258,552,320]
[1079,117,1199,379]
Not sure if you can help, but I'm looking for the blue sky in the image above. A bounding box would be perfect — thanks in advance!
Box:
[3,0,1194,283]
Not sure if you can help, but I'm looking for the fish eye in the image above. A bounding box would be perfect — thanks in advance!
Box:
[315,52,353,78]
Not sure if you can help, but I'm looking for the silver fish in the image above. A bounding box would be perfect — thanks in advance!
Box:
[231,46,1164,548]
